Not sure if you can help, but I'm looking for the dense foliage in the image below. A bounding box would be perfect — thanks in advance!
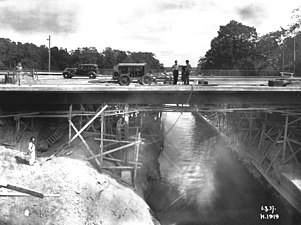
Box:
[199,7,301,75]
[200,20,258,70]
[0,40,163,71]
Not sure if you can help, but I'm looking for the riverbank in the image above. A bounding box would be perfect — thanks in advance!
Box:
[195,112,301,222]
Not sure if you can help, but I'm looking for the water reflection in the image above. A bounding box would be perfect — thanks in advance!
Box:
[148,112,299,225]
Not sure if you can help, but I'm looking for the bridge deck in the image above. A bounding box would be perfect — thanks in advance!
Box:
[1,76,301,105]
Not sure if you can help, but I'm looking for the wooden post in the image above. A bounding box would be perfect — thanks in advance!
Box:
[15,116,20,142]
[124,104,129,163]
[133,133,141,190]
[68,104,72,149]
[282,114,289,162]
[258,113,267,152]
[100,113,104,164]
[79,104,83,130]
[249,112,253,144]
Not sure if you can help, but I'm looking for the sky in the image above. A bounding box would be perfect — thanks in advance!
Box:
[0,0,300,67]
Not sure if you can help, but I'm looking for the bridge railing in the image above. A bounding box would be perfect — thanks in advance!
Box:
[197,70,284,77]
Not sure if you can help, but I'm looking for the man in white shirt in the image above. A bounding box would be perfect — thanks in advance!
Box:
[28,136,36,165]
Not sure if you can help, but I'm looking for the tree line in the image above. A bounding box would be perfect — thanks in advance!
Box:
[1,7,300,75]
[198,7,301,75]
[0,40,163,71]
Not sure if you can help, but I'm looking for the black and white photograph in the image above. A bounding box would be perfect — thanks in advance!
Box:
[0,0,301,224]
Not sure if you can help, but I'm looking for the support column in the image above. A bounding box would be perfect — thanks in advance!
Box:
[133,132,141,190]
[258,112,267,152]
[100,113,104,164]
[15,116,20,142]
[282,114,289,162]
[124,104,129,164]
[68,104,72,149]
[249,112,253,144]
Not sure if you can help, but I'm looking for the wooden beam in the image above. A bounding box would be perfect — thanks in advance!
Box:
[284,147,301,164]
[102,156,142,165]
[70,121,102,168]
[287,139,300,164]
[95,138,134,144]
[0,112,39,118]
[87,142,136,160]
[0,192,60,197]
[68,105,72,148]
[100,114,104,164]
[0,184,44,198]
[134,133,141,190]
[69,105,108,144]
[282,115,289,162]
[100,166,136,169]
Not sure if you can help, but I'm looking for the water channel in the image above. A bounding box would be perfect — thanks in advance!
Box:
[148,112,300,225]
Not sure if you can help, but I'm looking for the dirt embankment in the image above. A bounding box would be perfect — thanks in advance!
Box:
[0,115,163,225]
[0,147,159,225]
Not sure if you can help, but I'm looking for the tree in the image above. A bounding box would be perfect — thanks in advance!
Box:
[0,37,164,71]
[102,47,116,69]
[126,52,161,69]
[199,20,258,70]
[254,30,284,71]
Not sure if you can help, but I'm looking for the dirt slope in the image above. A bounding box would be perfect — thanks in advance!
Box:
[0,147,157,225]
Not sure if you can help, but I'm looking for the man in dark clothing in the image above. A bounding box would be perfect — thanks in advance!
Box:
[171,60,179,85]
[184,60,192,85]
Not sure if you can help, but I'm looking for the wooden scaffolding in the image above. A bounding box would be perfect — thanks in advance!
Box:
[1,104,144,189]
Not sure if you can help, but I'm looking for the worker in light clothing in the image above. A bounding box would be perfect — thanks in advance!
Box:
[15,62,23,86]
[28,136,36,165]
[171,60,179,85]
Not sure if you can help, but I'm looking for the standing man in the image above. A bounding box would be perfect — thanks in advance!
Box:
[28,136,36,166]
[15,62,22,86]
[116,118,125,140]
[171,60,179,85]
[184,60,192,85]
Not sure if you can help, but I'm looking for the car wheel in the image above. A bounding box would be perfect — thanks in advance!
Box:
[118,74,131,86]
[113,71,119,80]
[63,73,70,79]
[89,72,96,79]
[141,75,152,85]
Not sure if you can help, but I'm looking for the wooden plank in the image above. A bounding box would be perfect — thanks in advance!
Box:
[95,138,134,144]
[102,156,142,165]
[100,166,136,169]
[0,112,39,118]
[0,192,60,197]
[1,184,44,198]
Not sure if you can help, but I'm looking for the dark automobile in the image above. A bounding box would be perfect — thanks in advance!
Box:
[112,63,153,86]
[62,64,98,79]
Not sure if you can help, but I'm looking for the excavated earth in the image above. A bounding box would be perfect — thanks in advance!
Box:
[0,116,162,225]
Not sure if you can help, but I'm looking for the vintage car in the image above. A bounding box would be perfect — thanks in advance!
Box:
[62,64,98,79]
[112,63,154,86]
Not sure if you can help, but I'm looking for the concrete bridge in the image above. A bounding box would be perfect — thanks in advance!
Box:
[0,83,301,106]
